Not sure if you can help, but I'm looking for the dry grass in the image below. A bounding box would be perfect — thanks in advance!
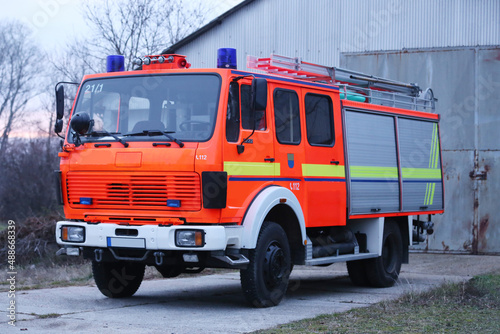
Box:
[0,263,93,291]
[0,260,233,292]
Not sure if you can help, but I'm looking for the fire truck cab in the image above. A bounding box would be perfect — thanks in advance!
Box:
[54,49,442,307]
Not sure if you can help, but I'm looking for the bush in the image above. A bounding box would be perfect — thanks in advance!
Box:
[0,138,71,266]
[0,214,82,266]
[0,138,62,221]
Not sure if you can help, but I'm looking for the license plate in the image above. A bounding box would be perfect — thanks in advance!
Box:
[107,237,146,249]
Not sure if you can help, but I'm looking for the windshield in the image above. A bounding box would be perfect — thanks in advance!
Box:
[69,74,221,143]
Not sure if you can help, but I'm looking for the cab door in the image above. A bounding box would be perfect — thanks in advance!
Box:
[222,79,275,223]
[270,85,305,207]
[301,90,346,227]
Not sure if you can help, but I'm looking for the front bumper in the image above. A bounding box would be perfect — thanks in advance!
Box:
[56,221,243,251]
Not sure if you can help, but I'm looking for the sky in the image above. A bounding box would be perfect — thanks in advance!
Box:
[1,0,87,50]
[0,0,244,51]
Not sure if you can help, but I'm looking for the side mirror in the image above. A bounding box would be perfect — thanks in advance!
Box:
[56,85,65,120]
[54,119,63,134]
[251,78,267,112]
[70,113,92,135]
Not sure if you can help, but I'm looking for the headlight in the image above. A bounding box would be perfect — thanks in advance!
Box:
[175,230,204,247]
[61,226,85,243]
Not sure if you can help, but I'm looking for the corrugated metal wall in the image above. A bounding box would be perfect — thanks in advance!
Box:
[340,47,500,254]
[170,0,500,254]
[173,0,500,70]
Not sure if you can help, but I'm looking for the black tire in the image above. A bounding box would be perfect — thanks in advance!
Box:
[155,265,183,278]
[346,259,370,286]
[92,261,145,298]
[240,222,292,308]
[366,222,403,287]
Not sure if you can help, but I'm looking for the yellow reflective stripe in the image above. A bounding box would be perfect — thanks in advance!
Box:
[350,166,398,178]
[302,164,345,178]
[402,168,441,179]
[433,125,440,169]
[424,183,429,205]
[424,183,437,206]
[429,123,440,169]
[429,183,436,205]
[429,125,435,169]
[422,124,440,207]
[224,161,280,176]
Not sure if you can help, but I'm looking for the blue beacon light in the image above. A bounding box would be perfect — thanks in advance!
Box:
[217,48,237,69]
[107,55,125,72]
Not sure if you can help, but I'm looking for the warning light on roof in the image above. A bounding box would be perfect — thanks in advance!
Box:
[107,55,125,72]
[217,48,237,69]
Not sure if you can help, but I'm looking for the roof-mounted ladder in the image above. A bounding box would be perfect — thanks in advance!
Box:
[247,54,436,112]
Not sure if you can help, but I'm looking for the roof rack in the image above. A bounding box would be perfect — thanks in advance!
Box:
[247,54,436,112]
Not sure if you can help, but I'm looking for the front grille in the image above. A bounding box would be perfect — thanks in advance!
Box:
[67,172,201,211]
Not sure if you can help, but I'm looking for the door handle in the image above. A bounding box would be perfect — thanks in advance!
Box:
[330,160,340,165]
[264,158,275,162]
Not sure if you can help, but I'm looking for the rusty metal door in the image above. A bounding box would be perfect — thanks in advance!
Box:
[474,49,500,253]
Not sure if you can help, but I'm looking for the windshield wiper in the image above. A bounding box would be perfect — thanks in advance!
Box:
[124,130,184,148]
[87,131,129,148]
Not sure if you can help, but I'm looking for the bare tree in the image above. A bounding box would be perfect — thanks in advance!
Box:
[49,40,97,121]
[80,0,207,71]
[48,0,207,121]
[0,21,41,156]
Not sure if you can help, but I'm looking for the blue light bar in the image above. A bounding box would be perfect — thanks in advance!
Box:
[167,199,181,208]
[79,197,93,205]
[217,48,237,69]
[107,55,125,72]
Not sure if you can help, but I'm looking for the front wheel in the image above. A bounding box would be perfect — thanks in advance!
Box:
[365,222,403,287]
[92,261,145,298]
[240,222,291,308]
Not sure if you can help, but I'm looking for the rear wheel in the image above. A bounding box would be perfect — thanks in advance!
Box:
[346,259,369,286]
[366,222,403,287]
[240,222,291,308]
[92,261,145,298]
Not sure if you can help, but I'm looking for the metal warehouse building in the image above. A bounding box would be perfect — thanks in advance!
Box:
[165,0,500,254]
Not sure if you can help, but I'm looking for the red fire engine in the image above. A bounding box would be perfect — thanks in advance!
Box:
[54,49,442,307]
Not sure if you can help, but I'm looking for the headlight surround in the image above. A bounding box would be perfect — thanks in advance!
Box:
[61,226,85,243]
[175,229,204,247]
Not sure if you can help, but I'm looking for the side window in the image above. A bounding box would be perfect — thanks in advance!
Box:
[226,82,240,142]
[305,94,334,146]
[241,84,266,130]
[274,89,301,144]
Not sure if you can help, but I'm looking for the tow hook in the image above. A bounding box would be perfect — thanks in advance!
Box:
[154,252,165,266]
[94,249,103,262]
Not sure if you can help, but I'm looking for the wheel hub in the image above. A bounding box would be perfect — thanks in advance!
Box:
[264,242,286,288]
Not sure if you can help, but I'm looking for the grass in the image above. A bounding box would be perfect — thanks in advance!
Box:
[252,273,500,334]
